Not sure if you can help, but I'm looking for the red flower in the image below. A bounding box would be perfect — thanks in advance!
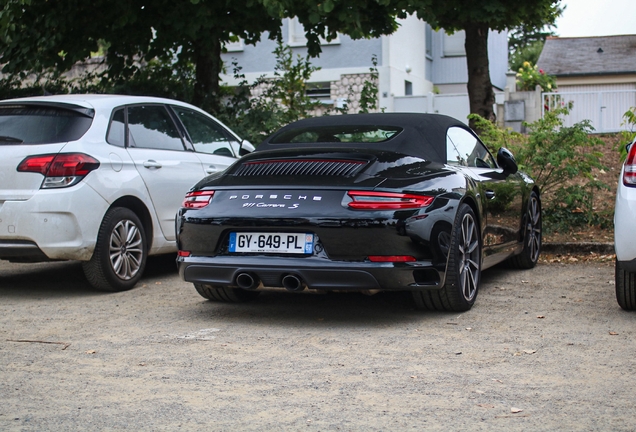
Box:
[539,69,544,74]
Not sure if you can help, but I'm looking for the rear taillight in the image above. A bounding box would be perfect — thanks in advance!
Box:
[347,191,434,210]
[623,139,636,187]
[183,190,215,209]
[368,255,417,262]
[17,153,100,188]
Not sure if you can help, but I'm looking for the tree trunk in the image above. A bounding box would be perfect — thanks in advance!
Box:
[464,23,496,131]
[192,38,222,114]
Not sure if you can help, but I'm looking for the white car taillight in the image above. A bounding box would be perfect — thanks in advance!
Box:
[17,153,101,188]
[624,138,636,187]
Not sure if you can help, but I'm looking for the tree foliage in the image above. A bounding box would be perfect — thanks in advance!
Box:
[0,0,401,114]
[404,0,561,129]
[217,43,324,144]
[508,17,561,71]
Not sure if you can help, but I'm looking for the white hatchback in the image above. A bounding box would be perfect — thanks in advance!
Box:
[0,94,252,291]
[615,135,636,310]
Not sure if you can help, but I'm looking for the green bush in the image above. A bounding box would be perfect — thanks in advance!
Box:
[516,61,557,92]
[216,42,324,145]
[470,106,608,232]
[619,107,636,161]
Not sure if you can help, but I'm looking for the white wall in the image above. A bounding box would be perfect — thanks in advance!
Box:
[379,15,434,111]
[393,93,471,124]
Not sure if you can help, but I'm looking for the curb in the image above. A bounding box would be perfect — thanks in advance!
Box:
[542,242,614,255]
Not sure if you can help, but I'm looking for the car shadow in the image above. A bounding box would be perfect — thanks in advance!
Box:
[187,289,456,326]
[184,264,521,326]
[0,254,179,298]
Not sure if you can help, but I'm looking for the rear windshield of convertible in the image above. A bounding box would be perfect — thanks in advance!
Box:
[270,125,403,144]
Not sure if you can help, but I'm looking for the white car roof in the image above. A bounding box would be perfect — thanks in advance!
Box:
[0,94,246,145]
[1,94,199,113]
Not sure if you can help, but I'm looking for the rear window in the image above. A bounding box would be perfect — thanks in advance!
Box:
[0,105,93,144]
[270,125,403,144]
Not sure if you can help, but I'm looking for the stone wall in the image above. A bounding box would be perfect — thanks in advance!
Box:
[245,72,379,117]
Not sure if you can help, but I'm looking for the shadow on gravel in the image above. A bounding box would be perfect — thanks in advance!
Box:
[189,290,458,327]
[185,264,522,326]
[0,253,179,298]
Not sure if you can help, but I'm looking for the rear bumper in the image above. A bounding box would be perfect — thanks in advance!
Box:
[0,240,50,262]
[178,255,445,291]
[0,183,109,261]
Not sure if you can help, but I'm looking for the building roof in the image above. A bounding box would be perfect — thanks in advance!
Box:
[537,35,636,77]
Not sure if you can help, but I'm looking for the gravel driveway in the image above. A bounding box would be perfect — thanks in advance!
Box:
[0,256,634,431]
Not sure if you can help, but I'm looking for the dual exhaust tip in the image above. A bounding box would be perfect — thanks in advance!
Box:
[235,272,306,292]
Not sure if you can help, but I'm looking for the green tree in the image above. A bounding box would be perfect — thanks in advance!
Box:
[509,40,546,72]
[405,0,561,129]
[0,0,401,114]
[508,18,561,71]
[218,43,323,144]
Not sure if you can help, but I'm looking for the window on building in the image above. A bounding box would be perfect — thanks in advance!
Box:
[405,80,413,96]
[425,24,433,59]
[224,36,244,52]
[306,82,332,104]
[288,17,340,47]
[443,30,466,57]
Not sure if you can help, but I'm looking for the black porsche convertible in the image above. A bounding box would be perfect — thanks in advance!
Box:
[176,113,541,311]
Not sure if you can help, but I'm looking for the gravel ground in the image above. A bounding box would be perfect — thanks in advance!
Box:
[0,256,634,431]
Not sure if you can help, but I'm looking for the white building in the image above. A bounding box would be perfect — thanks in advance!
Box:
[221,15,509,123]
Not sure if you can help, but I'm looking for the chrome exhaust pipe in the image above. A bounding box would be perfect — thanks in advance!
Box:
[236,273,259,290]
[282,274,305,292]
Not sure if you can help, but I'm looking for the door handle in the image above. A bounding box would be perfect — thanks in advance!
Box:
[485,190,496,200]
[205,165,220,174]
[143,160,162,169]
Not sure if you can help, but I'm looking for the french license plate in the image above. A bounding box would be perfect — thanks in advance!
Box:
[229,232,314,254]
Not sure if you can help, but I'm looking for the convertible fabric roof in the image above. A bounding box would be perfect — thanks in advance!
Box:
[257,113,471,164]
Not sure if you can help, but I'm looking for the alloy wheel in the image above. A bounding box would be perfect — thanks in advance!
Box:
[458,213,480,301]
[526,195,541,263]
[109,219,143,280]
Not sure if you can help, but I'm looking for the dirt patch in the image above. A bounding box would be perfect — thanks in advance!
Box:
[0,259,633,431]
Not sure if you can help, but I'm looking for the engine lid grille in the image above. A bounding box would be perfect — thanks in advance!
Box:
[233,159,367,178]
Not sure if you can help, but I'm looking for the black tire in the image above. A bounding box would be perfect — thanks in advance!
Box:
[82,207,147,292]
[509,191,541,269]
[413,204,481,312]
[615,260,636,311]
[194,283,261,302]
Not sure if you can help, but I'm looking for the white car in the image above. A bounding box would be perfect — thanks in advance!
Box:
[615,135,636,310]
[0,94,252,291]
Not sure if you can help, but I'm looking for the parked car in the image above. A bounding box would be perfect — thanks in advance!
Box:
[0,94,252,291]
[176,113,542,311]
[615,135,636,310]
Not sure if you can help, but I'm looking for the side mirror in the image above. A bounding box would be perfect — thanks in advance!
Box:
[239,139,255,156]
[497,147,518,175]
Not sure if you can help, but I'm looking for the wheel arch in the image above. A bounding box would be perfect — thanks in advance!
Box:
[109,196,154,251]
[459,195,481,229]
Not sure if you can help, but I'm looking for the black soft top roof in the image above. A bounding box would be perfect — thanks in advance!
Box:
[257,113,471,164]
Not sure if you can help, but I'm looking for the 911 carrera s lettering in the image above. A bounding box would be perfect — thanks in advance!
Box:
[241,202,295,208]
[229,232,314,254]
